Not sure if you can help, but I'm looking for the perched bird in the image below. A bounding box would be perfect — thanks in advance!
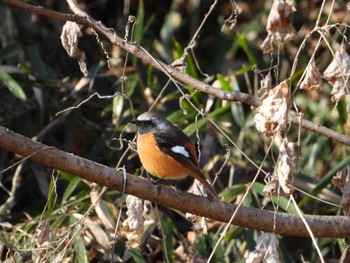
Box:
[130,111,217,199]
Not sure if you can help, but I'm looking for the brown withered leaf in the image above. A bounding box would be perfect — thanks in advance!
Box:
[323,44,350,102]
[332,165,350,216]
[254,81,289,136]
[33,220,50,262]
[121,195,145,248]
[332,165,350,189]
[186,213,208,235]
[186,180,209,235]
[261,34,275,54]
[300,60,323,91]
[61,21,88,76]
[90,188,114,231]
[258,72,273,98]
[342,182,350,216]
[263,139,295,197]
[339,245,350,263]
[246,233,280,263]
[261,0,297,53]
[34,220,51,247]
[73,213,111,254]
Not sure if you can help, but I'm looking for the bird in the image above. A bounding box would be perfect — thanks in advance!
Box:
[130,111,217,199]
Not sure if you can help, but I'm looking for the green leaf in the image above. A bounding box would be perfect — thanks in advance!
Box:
[235,32,257,65]
[160,216,174,263]
[46,177,58,214]
[127,248,146,263]
[216,74,232,91]
[59,170,75,181]
[299,156,350,207]
[134,0,144,44]
[182,103,231,136]
[69,216,89,263]
[62,176,82,203]
[126,73,140,97]
[185,55,198,80]
[220,184,247,203]
[0,71,27,101]
[337,99,347,124]
[171,39,183,60]
[112,95,124,125]
[251,182,299,214]
[132,0,144,66]
[51,214,68,229]
[233,64,253,75]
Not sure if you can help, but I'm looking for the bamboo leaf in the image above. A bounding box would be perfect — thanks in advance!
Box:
[0,71,27,101]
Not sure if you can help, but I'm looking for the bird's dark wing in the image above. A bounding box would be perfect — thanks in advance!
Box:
[154,127,217,199]
[154,126,198,166]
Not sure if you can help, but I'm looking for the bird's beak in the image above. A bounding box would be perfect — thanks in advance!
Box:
[129,119,139,125]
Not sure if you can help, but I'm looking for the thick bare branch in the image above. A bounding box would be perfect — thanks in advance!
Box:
[0,126,349,238]
[4,0,350,146]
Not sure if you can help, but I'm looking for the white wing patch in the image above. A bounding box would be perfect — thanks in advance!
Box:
[171,145,190,158]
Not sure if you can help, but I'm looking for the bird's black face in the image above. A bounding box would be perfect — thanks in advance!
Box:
[131,119,156,135]
[130,111,171,135]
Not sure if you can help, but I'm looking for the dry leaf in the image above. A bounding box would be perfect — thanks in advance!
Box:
[72,213,111,254]
[339,245,350,263]
[174,244,195,263]
[261,0,297,53]
[263,139,295,196]
[186,180,209,234]
[300,60,323,91]
[246,233,280,263]
[206,79,223,113]
[60,21,88,76]
[90,188,114,231]
[34,220,50,246]
[121,195,144,248]
[188,179,208,197]
[185,213,208,235]
[342,182,350,216]
[261,33,275,54]
[332,165,350,215]
[323,44,350,102]
[332,165,350,188]
[254,81,289,136]
[142,200,154,219]
[258,72,273,98]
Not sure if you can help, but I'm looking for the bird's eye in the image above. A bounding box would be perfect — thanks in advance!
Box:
[143,121,152,127]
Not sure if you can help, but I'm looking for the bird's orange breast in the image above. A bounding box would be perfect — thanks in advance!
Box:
[137,132,191,180]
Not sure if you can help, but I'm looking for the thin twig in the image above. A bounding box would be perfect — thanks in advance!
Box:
[291,196,325,263]
[111,167,127,262]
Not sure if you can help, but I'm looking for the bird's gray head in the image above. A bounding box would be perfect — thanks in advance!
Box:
[131,111,172,134]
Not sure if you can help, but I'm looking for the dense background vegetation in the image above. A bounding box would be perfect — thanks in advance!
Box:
[1,0,349,262]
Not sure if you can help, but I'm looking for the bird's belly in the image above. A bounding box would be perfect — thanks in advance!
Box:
[137,133,189,180]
